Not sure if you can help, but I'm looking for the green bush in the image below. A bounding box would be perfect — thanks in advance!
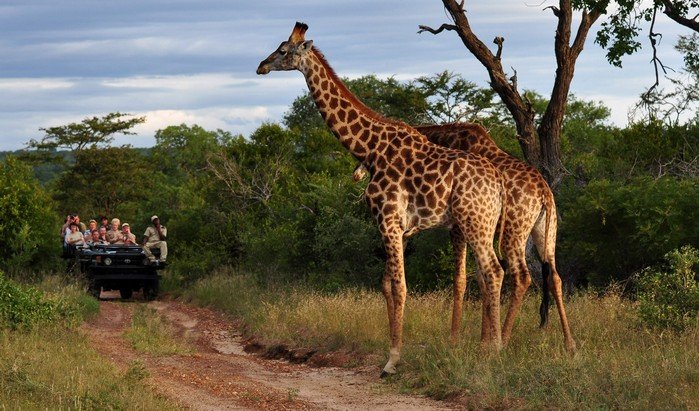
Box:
[0,156,59,270]
[0,271,57,329]
[559,177,699,285]
[636,245,699,331]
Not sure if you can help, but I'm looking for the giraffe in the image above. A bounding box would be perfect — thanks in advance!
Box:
[354,123,576,352]
[257,22,507,376]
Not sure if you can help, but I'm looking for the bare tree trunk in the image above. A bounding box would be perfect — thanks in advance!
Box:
[420,0,601,189]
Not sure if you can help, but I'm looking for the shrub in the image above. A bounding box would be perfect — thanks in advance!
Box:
[559,177,699,285]
[0,156,59,270]
[0,271,57,329]
[636,245,699,331]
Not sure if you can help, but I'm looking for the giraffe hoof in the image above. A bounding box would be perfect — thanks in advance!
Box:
[380,370,392,379]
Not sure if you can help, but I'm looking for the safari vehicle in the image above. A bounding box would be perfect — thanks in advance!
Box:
[75,244,163,300]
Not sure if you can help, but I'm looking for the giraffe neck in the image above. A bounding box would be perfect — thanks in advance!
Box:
[299,48,407,163]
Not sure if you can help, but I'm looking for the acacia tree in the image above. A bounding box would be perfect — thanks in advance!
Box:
[22,112,145,164]
[419,0,604,188]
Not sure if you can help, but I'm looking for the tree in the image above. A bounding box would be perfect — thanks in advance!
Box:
[153,124,232,179]
[597,1,699,67]
[419,1,604,188]
[595,1,699,96]
[415,70,502,124]
[53,146,154,217]
[22,112,145,164]
[634,34,699,125]
[0,157,58,268]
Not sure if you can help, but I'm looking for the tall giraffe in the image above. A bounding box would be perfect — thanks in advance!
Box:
[257,22,507,376]
[354,123,576,351]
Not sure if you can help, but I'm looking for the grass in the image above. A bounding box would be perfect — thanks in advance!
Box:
[0,274,176,409]
[0,326,177,409]
[124,305,193,356]
[186,268,699,409]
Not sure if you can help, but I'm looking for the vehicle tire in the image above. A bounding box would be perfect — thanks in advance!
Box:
[88,282,101,299]
[144,279,159,301]
[119,288,133,299]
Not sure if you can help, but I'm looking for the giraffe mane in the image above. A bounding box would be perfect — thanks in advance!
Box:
[310,47,419,132]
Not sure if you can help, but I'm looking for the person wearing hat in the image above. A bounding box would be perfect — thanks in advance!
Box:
[83,219,98,240]
[106,218,122,244]
[142,215,167,265]
[115,222,137,245]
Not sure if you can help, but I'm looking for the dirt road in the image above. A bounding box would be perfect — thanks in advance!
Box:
[82,292,455,410]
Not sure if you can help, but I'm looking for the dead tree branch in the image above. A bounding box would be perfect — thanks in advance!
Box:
[642,7,673,100]
[417,24,457,35]
[494,36,504,60]
[419,1,602,189]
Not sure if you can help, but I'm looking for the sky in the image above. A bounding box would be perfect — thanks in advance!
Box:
[0,0,693,151]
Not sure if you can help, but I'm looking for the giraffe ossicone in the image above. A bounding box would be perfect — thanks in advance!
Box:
[258,22,509,376]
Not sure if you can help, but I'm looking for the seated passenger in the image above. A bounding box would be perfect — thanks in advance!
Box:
[98,226,108,243]
[115,223,138,245]
[106,218,121,244]
[65,222,85,248]
[86,229,108,246]
[84,219,98,240]
[142,215,167,265]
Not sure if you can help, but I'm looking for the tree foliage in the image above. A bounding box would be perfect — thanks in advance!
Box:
[22,113,145,165]
[52,146,154,218]
[416,70,502,124]
[635,34,699,125]
[595,1,699,67]
[0,157,58,268]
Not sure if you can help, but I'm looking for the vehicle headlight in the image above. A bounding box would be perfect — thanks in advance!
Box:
[104,257,112,266]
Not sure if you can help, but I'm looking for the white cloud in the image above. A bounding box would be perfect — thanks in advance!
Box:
[0,78,74,91]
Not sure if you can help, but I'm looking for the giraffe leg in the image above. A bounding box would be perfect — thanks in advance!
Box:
[532,208,576,353]
[380,229,406,377]
[449,226,468,345]
[501,239,532,346]
[546,264,576,352]
[472,245,505,349]
[474,266,492,343]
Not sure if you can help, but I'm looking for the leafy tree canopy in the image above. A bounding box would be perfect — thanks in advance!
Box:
[592,0,699,67]
[21,112,145,165]
[53,146,154,218]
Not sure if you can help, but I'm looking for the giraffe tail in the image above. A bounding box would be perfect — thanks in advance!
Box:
[538,194,554,327]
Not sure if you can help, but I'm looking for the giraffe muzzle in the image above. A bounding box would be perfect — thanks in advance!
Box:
[256,63,270,75]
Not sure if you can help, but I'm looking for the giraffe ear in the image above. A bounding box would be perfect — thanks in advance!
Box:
[300,40,313,51]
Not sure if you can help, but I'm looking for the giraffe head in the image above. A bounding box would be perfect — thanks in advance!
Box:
[257,22,314,75]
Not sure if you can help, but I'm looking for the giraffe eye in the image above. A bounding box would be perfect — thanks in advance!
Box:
[280,48,288,56]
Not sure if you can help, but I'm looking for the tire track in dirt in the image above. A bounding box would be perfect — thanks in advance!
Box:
[82,292,456,410]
